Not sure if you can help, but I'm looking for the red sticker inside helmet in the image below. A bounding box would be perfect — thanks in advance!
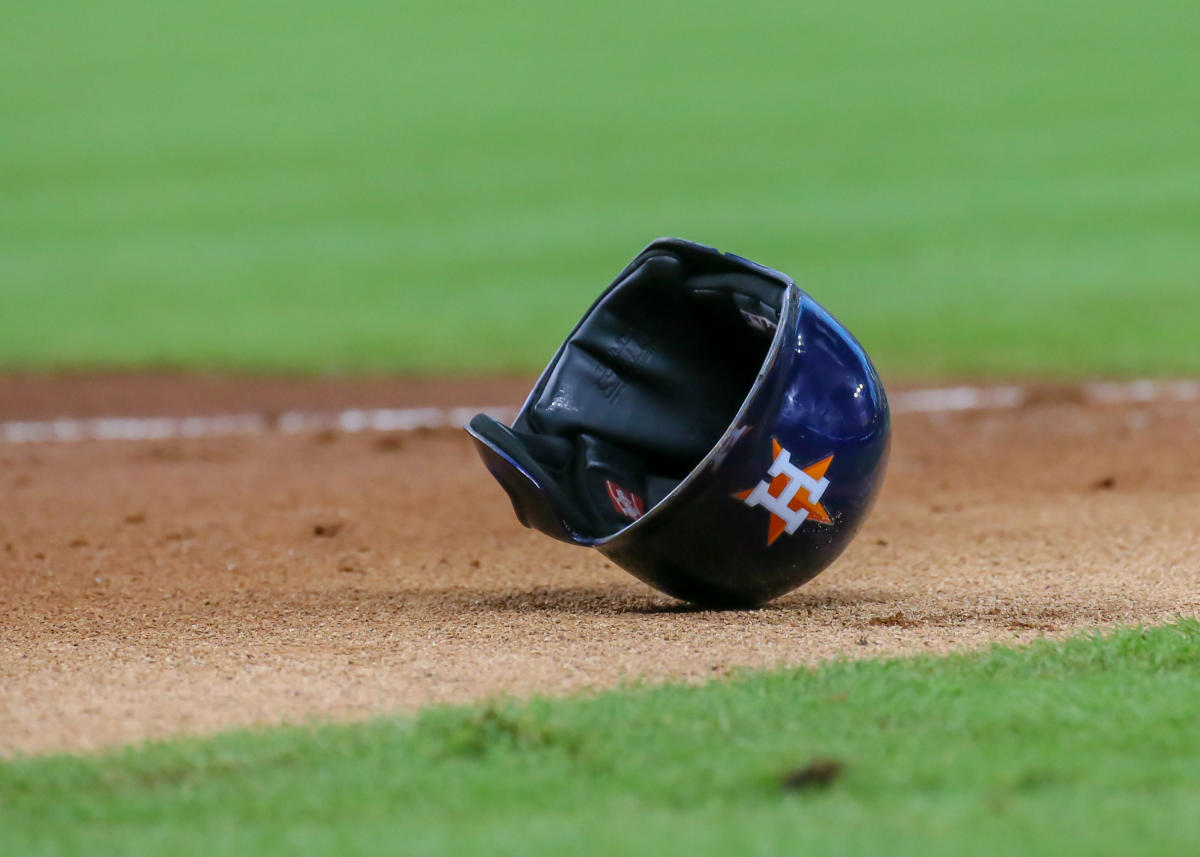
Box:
[605,480,645,521]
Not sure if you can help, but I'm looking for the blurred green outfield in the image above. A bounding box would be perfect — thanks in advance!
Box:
[2,0,1198,377]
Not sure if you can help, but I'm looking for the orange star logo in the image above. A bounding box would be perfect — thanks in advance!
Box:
[735,439,833,545]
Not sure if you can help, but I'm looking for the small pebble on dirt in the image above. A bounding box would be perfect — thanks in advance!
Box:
[781,758,844,792]
[868,611,919,628]
[124,513,145,525]
[1091,476,1116,490]
[313,522,344,537]
[141,445,186,462]
[374,434,406,452]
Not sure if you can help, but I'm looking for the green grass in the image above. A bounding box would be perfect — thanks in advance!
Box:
[4,621,1200,856]
[2,0,1198,376]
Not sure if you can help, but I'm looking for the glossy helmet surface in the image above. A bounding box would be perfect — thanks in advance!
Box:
[467,238,889,607]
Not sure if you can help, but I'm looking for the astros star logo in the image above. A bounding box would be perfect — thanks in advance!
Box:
[735,439,833,545]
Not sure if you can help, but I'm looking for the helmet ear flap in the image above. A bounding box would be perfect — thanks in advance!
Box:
[467,415,655,543]
[466,415,581,542]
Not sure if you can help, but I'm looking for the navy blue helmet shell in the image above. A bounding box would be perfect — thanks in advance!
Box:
[467,238,890,607]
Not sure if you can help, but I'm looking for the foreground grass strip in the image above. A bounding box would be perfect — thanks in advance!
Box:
[4,622,1200,856]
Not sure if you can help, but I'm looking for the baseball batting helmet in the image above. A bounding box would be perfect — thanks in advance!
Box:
[467,238,889,607]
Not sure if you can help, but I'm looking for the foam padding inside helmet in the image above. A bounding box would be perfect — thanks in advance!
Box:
[469,247,784,542]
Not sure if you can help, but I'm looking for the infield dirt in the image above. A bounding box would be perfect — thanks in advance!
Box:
[2,375,1199,755]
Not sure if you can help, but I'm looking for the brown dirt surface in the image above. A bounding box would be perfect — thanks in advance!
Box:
[2,375,1200,756]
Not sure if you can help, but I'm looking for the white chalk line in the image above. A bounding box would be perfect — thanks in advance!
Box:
[0,406,520,445]
[2,380,1198,445]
